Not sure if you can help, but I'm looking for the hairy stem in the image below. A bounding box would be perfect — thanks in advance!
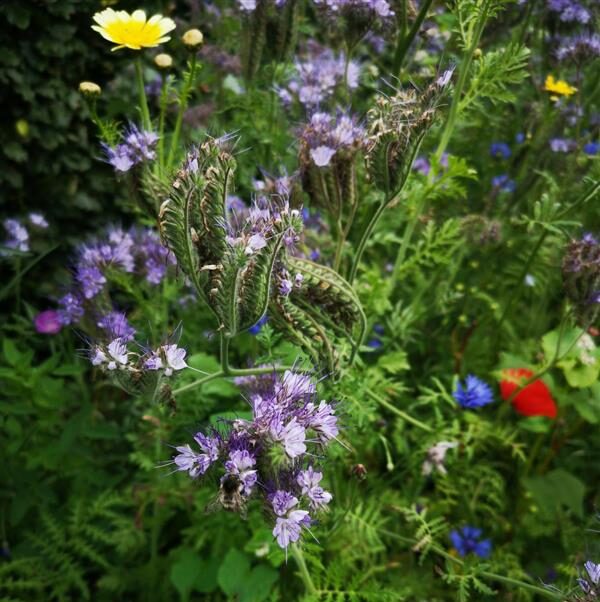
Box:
[393,0,435,77]
[167,55,198,171]
[434,0,491,163]
[367,390,433,432]
[135,58,151,131]
[348,198,388,285]
[290,543,318,596]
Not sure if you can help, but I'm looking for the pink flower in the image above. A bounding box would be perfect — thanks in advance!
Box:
[34,310,62,335]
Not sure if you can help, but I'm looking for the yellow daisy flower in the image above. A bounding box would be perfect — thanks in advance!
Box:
[92,8,176,51]
[544,75,577,98]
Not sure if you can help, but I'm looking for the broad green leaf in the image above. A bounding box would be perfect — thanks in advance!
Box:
[170,549,203,598]
[217,548,251,596]
[524,469,585,518]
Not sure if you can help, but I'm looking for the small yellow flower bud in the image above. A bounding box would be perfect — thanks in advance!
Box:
[15,119,29,138]
[182,28,203,48]
[473,48,482,59]
[79,81,101,96]
[154,53,173,69]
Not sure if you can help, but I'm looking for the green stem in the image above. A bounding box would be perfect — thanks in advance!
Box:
[496,229,548,331]
[348,198,388,285]
[157,73,169,173]
[135,58,151,131]
[290,543,318,596]
[167,54,198,171]
[391,191,427,282]
[367,390,433,432]
[393,0,435,77]
[220,333,231,375]
[434,0,491,163]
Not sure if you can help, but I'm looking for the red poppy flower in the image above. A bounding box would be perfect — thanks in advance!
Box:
[499,368,557,418]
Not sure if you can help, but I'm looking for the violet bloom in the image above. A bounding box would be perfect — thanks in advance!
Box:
[310,146,336,167]
[549,137,575,152]
[272,491,311,550]
[224,449,258,495]
[28,213,48,228]
[578,560,600,595]
[91,338,129,371]
[3,219,29,253]
[97,311,136,342]
[306,400,339,441]
[58,293,84,325]
[34,310,62,335]
[297,466,332,509]
[144,344,188,376]
[279,44,361,109]
[556,33,600,62]
[271,417,307,458]
[547,0,590,23]
[104,124,158,173]
[76,265,107,299]
[173,433,220,478]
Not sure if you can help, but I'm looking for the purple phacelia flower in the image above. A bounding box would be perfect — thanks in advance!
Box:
[28,213,48,228]
[91,338,130,371]
[77,265,107,299]
[144,344,188,376]
[224,449,257,495]
[58,293,84,325]
[297,466,332,509]
[3,219,29,253]
[272,490,311,550]
[97,311,136,342]
[104,124,158,173]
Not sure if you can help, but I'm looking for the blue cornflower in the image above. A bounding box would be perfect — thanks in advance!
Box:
[367,338,383,349]
[584,141,599,155]
[453,375,494,409]
[489,142,511,159]
[491,174,516,193]
[515,132,525,144]
[450,526,492,558]
[249,315,268,335]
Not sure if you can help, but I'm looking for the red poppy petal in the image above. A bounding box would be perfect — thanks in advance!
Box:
[499,368,557,418]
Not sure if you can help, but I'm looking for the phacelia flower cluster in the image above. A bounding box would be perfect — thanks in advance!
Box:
[577,560,600,599]
[2,213,48,255]
[58,226,176,325]
[562,233,600,324]
[103,124,159,172]
[91,338,187,377]
[299,111,367,168]
[314,0,394,19]
[172,370,338,551]
[276,43,360,109]
[547,0,591,23]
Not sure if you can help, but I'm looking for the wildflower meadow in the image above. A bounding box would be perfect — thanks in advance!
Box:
[1,0,600,600]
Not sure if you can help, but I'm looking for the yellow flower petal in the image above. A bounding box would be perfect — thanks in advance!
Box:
[91,8,175,51]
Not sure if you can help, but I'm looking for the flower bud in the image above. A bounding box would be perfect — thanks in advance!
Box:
[79,81,101,96]
[473,48,482,59]
[182,28,203,48]
[154,53,173,69]
[15,119,29,138]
